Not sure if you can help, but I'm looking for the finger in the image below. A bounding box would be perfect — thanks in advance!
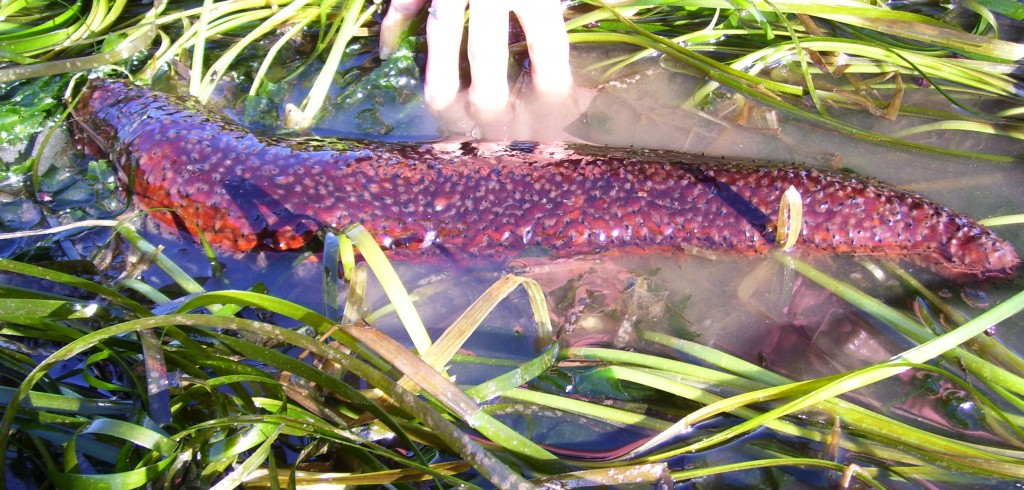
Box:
[380,0,427,59]
[424,0,470,109]
[466,0,512,116]
[512,0,572,99]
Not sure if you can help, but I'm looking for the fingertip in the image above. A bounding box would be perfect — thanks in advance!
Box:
[379,0,428,59]
[424,0,470,110]
[468,82,510,119]
[465,1,512,118]
[513,0,573,98]
[424,74,460,110]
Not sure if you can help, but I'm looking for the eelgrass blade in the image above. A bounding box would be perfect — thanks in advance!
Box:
[116,224,206,297]
[979,214,1024,227]
[465,343,561,403]
[650,259,1024,469]
[0,257,150,317]
[207,333,424,458]
[341,265,368,326]
[191,0,215,96]
[0,314,538,488]
[138,327,172,425]
[208,424,282,490]
[343,224,432,356]
[883,262,1024,378]
[498,386,670,432]
[534,464,671,487]
[419,274,554,375]
[0,386,132,415]
[343,324,570,475]
[57,418,177,488]
[0,24,157,83]
[289,0,376,129]
[576,3,1024,162]
[241,461,474,487]
[671,457,886,488]
[575,336,1024,469]
[322,230,341,320]
[567,345,779,391]
[778,255,1024,398]
[194,0,315,103]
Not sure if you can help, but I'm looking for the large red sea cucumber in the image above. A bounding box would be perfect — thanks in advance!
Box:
[73,79,1018,280]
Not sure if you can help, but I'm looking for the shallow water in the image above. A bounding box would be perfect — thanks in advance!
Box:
[77,42,1021,488]
[4,32,1023,488]
[236,44,1024,358]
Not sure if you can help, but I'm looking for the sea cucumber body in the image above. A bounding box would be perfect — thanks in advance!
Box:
[74,79,1019,280]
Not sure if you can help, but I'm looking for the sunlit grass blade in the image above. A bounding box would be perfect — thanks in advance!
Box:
[671,457,885,488]
[0,257,150,317]
[891,120,1024,140]
[419,274,553,375]
[342,324,571,475]
[56,418,177,488]
[498,386,669,432]
[465,343,561,403]
[0,24,157,83]
[0,387,132,415]
[979,214,1024,227]
[778,255,1024,398]
[343,224,431,355]
[535,464,671,487]
[288,0,377,129]
[241,461,474,487]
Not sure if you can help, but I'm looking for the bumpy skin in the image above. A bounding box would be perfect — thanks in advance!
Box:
[74,79,1018,280]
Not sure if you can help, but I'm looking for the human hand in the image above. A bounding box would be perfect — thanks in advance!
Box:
[380,0,575,131]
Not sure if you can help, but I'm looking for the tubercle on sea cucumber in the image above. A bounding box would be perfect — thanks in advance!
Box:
[72,78,1019,281]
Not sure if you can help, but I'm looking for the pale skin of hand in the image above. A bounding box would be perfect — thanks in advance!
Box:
[379,0,574,121]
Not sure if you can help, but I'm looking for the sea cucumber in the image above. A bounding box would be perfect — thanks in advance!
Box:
[73,78,1019,280]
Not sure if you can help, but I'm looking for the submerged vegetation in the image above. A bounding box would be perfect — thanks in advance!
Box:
[1,0,1024,487]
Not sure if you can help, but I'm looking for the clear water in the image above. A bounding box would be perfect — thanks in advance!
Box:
[5,29,1023,489]
[93,41,1024,488]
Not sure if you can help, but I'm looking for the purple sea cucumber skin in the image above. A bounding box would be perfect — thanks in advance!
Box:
[74,79,1019,280]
